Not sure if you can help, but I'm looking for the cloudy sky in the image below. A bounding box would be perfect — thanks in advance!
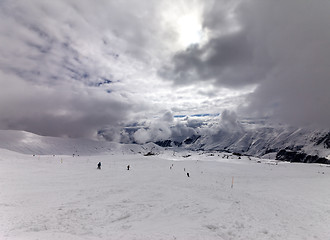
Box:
[0,0,329,140]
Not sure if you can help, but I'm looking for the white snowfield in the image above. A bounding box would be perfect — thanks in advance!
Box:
[1,147,330,240]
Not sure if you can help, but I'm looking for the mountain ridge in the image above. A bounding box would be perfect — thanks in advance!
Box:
[1,120,329,164]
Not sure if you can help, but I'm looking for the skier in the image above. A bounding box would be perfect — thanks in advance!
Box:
[127,165,130,170]
[187,172,190,177]
[97,162,101,170]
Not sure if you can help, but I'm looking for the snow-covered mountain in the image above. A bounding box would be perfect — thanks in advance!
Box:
[188,119,330,157]
[97,111,330,163]
[149,118,330,163]
[0,117,329,164]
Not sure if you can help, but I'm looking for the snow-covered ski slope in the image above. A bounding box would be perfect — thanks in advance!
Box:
[1,146,330,240]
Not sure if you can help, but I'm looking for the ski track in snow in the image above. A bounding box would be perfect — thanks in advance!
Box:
[0,149,330,240]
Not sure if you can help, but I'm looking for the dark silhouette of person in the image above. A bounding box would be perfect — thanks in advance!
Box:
[127,165,130,170]
[187,172,190,177]
[97,162,101,169]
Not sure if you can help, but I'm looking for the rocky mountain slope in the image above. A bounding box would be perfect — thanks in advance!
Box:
[153,118,330,163]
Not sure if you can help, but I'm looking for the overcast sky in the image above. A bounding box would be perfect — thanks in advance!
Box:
[0,0,329,139]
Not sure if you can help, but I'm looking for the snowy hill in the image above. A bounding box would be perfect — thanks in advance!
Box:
[0,130,163,156]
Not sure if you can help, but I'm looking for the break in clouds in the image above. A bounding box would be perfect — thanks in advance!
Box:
[0,0,329,141]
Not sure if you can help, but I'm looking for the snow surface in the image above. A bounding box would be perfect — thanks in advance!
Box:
[1,147,330,240]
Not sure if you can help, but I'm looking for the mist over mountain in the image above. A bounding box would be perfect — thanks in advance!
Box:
[98,111,330,160]
[1,109,329,164]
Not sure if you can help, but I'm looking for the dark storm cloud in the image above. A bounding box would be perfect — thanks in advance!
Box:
[160,30,271,88]
[161,0,330,128]
[159,0,273,88]
[240,0,330,127]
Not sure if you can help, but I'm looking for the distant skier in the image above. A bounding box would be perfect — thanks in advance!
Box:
[187,172,190,177]
[97,162,101,170]
[127,165,130,170]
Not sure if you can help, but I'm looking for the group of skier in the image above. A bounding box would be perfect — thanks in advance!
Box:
[97,162,130,171]
[96,162,190,177]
